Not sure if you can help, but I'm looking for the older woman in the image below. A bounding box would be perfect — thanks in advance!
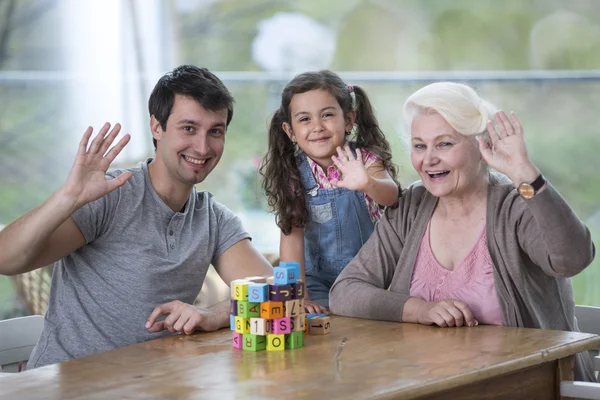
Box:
[329,82,595,381]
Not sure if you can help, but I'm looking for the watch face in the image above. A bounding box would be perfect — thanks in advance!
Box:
[518,183,535,199]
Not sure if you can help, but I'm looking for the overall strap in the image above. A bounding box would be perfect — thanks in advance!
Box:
[296,154,319,197]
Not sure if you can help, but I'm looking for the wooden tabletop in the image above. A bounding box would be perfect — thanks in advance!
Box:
[2,317,599,400]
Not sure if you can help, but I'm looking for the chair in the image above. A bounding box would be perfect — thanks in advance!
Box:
[0,315,44,373]
[560,305,600,399]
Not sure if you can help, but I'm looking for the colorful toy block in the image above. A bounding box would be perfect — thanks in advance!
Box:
[291,280,305,299]
[248,283,269,303]
[285,331,304,349]
[279,262,300,282]
[273,317,292,334]
[269,284,292,302]
[273,266,296,284]
[232,332,243,349]
[237,301,260,318]
[309,316,331,335]
[266,334,285,351]
[243,334,267,351]
[231,267,330,352]
[232,280,251,301]
[260,301,284,319]
[250,317,272,335]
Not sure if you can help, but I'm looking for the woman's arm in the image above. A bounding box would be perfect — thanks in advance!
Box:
[329,206,409,321]
[515,182,594,277]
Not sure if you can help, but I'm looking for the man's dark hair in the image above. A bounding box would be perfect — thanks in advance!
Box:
[148,65,235,149]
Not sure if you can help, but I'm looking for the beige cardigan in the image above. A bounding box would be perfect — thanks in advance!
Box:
[330,173,596,381]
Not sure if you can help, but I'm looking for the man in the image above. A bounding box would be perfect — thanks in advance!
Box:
[0,65,273,368]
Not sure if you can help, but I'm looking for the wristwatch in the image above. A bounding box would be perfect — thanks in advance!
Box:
[517,174,546,199]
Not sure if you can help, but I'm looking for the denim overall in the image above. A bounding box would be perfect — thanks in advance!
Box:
[296,146,375,307]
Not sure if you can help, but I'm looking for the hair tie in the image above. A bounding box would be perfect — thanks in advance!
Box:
[348,85,357,110]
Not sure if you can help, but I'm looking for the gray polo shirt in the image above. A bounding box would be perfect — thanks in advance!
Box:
[29,159,250,368]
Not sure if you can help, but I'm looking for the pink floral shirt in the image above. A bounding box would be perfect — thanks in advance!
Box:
[306,148,383,222]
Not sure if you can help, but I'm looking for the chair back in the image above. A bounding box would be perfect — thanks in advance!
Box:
[0,315,44,372]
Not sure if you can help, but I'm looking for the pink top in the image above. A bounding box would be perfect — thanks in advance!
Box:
[307,147,382,222]
[409,220,503,326]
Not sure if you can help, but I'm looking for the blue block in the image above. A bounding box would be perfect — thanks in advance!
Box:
[279,261,300,283]
[274,266,296,285]
[248,283,269,303]
[230,314,235,331]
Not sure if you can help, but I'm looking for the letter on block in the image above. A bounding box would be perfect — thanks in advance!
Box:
[290,315,305,332]
[233,281,250,301]
[243,334,266,351]
[232,332,243,349]
[273,317,291,334]
[285,299,301,317]
[274,266,296,285]
[292,280,305,299]
[238,301,260,318]
[279,261,300,283]
[309,316,331,335]
[267,334,285,351]
[248,283,269,303]
[269,284,292,302]
[260,301,284,319]
[285,331,304,349]
[235,316,250,334]
[250,317,270,335]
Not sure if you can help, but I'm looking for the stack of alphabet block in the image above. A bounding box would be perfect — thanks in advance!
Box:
[230,262,330,351]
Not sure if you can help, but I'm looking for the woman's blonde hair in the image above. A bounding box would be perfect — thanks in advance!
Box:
[402,82,498,138]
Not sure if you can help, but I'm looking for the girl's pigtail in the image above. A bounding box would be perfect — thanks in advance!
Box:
[260,109,308,234]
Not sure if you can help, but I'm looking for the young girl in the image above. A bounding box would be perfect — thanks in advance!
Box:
[260,70,400,313]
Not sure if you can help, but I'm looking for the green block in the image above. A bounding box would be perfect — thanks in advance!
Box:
[285,331,304,349]
[238,301,260,318]
[243,334,267,351]
[247,302,260,318]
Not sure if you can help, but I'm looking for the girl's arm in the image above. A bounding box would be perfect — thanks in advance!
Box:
[363,160,399,207]
[279,225,328,314]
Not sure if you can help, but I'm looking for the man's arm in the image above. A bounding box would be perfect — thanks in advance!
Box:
[145,240,274,333]
[0,123,131,276]
[213,239,273,286]
[0,193,86,275]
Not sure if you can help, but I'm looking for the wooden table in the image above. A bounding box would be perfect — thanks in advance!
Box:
[1,317,599,399]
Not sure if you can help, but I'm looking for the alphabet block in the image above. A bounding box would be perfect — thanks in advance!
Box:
[230,299,238,316]
[248,283,269,303]
[269,284,292,302]
[284,300,301,317]
[238,301,260,318]
[309,316,331,335]
[232,332,243,349]
[273,317,292,334]
[243,334,266,351]
[274,266,296,284]
[260,301,284,319]
[266,334,285,351]
[279,261,300,282]
[232,281,250,301]
[285,331,304,349]
[291,280,305,299]
[235,316,250,334]
[250,317,272,335]
[230,314,235,331]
